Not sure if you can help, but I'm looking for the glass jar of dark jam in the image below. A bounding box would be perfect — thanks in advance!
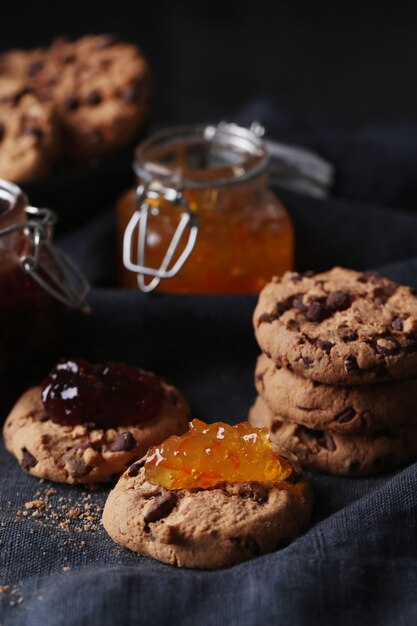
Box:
[0,180,89,414]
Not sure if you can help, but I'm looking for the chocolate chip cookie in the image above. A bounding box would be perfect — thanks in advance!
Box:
[3,379,190,485]
[0,77,57,181]
[102,464,313,569]
[249,395,417,476]
[253,267,417,385]
[255,353,417,433]
[0,34,150,164]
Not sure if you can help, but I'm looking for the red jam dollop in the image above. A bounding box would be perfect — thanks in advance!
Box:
[144,418,293,489]
[41,359,162,428]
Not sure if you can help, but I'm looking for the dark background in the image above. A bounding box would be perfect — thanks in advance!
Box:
[1,5,417,626]
[2,1,417,127]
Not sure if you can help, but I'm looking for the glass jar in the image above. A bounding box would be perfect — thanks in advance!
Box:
[117,123,294,294]
[0,180,89,413]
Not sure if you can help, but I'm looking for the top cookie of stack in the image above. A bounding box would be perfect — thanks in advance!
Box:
[0,34,150,180]
[253,267,417,385]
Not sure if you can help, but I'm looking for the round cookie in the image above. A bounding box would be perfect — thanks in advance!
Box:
[0,35,150,163]
[255,353,417,433]
[102,464,313,569]
[3,380,190,485]
[0,77,57,181]
[253,267,417,385]
[249,395,417,477]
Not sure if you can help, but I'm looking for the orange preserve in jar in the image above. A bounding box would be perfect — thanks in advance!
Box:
[117,123,294,294]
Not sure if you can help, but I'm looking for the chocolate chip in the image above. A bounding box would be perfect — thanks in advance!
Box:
[326,290,351,311]
[316,339,333,353]
[323,431,336,451]
[334,408,356,423]
[110,431,137,452]
[255,373,264,383]
[342,331,358,342]
[372,363,388,378]
[358,271,381,283]
[391,316,404,331]
[402,337,417,354]
[245,538,261,556]
[144,491,178,524]
[27,60,44,77]
[23,126,44,140]
[258,312,278,324]
[373,283,397,305]
[348,460,361,472]
[85,90,102,106]
[360,411,373,427]
[128,460,145,477]
[63,54,76,64]
[344,355,360,373]
[302,426,324,441]
[121,79,144,104]
[21,448,38,471]
[238,483,268,504]
[289,272,302,283]
[65,96,80,111]
[39,414,49,422]
[292,294,307,312]
[306,301,327,322]
[303,357,314,369]
[375,336,401,356]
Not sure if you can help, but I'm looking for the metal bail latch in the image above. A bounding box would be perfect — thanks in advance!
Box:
[123,183,198,293]
[11,206,90,312]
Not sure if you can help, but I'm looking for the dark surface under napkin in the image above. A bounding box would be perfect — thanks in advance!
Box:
[1,106,417,625]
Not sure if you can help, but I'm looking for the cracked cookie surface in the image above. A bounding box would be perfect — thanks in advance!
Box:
[3,380,190,485]
[255,353,417,433]
[102,464,313,569]
[249,395,417,476]
[253,267,417,385]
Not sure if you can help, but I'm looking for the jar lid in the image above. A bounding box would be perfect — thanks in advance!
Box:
[133,122,269,189]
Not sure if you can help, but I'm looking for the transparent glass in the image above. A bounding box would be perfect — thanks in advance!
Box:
[0,182,61,413]
[117,124,294,294]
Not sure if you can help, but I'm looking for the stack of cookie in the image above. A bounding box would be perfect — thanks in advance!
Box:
[0,34,150,181]
[250,267,417,476]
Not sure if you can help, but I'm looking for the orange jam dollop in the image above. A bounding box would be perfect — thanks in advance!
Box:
[144,419,293,490]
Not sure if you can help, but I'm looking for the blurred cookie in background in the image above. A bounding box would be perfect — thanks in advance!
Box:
[0,34,150,177]
[0,76,58,182]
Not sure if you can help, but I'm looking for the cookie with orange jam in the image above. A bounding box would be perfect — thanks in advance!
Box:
[102,419,313,569]
[3,359,190,485]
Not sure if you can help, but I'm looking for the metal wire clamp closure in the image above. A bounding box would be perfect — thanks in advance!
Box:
[123,184,198,293]
[0,205,90,312]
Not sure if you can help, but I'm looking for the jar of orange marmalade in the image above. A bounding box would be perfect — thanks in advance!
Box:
[117,122,294,294]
